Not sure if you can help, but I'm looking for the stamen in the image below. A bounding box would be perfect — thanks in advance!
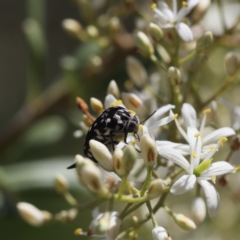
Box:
[174,113,178,119]
[209,146,215,150]
[212,175,216,184]
[194,133,200,137]
[192,151,197,159]
[151,3,157,10]
[218,137,228,143]
[74,228,83,235]
[138,124,143,130]
[203,109,211,114]
[132,140,137,146]
[182,1,188,7]
[110,100,122,107]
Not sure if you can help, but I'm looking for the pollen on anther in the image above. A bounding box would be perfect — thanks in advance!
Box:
[129,109,136,115]
[191,151,197,158]
[174,114,178,119]
[138,124,143,130]
[182,1,188,7]
[194,133,200,137]
[151,3,157,10]
[203,109,211,114]
[218,137,228,143]
[209,146,215,150]
[132,140,137,146]
[74,228,83,235]
[110,100,123,107]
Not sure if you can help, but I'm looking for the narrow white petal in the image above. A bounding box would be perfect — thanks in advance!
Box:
[147,114,175,132]
[181,103,197,128]
[200,162,235,179]
[104,94,117,109]
[198,180,220,217]
[156,141,190,156]
[170,175,196,195]
[175,22,193,42]
[203,127,236,145]
[158,2,175,20]
[158,147,190,172]
[176,0,200,21]
[154,9,169,26]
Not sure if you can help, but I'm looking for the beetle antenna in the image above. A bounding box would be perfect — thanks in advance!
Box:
[140,110,156,124]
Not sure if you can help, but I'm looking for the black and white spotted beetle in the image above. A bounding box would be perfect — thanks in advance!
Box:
[67,106,155,169]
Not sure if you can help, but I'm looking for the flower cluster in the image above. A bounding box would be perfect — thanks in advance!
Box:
[15,0,240,239]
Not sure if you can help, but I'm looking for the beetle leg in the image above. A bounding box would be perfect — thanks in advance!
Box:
[110,130,115,151]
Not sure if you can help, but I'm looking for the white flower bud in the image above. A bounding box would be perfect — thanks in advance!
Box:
[140,134,157,167]
[89,140,114,172]
[173,213,196,230]
[126,56,148,88]
[193,0,210,22]
[167,66,181,85]
[54,174,69,194]
[191,197,206,224]
[55,208,78,223]
[107,80,120,99]
[90,97,104,115]
[122,145,137,175]
[224,52,240,75]
[113,147,125,176]
[86,25,99,38]
[122,92,143,112]
[152,226,169,240]
[147,179,165,199]
[149,23,163,43]
[62,19,82,38]
[77,162,106,194]
[135,31,154,57]
[17,202,52,226]
[196,31,213,52]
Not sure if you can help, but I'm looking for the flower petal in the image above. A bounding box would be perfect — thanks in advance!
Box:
[158,147,190,172]
[203,127,236,145]
[197,180,220,217]
[181,103,197,128]
[176,0,200,21]
[170,175,196,195]
[156,141,190,156]
[175,22,193,42]
[199,162,235,180]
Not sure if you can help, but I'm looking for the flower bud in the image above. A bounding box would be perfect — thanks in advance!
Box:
[192,0,210,22]
[17,202,52,226]
[167,66,181,85]
[107,80,120,99]
[230,134,240,151]
[122,145,137,175]
[149,23,163,43]
[224,52,239,75]
[191,197,206,225]
[147,179,165,199]
[55,208,78,223]
[89,140,114,172]
[78,164,106,194]
[196,31,213,52]
[113,147,125,176]
[152,226,170,240]
[86,25,99,38]
[62,19,82,38]
[90,97,104,115]
[173,213,196,230]
[126,56,148,88]
[140,134,157,167]
[135,31,154,57]
[54,174,69,194]
[122,92,143,112]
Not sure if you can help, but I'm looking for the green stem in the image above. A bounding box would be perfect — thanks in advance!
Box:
[140,166,152,197]
[150,55,166,71]
[146,200,158,228]
[178,51,197,66]
[118,176,127,199]
[112,194,148,203]
[120,202,145,219]
[63,192,78,207]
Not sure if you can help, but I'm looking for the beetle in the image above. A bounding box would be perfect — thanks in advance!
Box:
[67,106,155,169]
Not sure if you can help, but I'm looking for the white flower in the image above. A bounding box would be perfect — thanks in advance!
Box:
[153,0,199,42]
[158,127,235,217]
[152,226,169,240]
[157,103,236,158]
